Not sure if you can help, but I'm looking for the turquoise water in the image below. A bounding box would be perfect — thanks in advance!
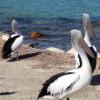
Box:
[0,0,100,50]
[0,0,100,18]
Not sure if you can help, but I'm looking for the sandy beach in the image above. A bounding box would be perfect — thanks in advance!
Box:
[0,37,100,100]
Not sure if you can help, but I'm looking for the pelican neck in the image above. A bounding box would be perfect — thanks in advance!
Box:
[84,27,91,47]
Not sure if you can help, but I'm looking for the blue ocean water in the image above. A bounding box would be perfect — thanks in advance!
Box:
[0,0,100,50]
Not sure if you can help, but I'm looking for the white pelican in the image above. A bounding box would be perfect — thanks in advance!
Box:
[75,13,97,72]
[38,29,95,100]
[2,20,24,60]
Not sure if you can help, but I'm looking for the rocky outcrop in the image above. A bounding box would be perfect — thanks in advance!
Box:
[0,31,9,41]
[2,34,9,41]
[46,47,65,54]
[66,48,76,55]
[31,32,46,39]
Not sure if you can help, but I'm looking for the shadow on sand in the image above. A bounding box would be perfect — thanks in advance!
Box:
[90,74,100,85]
[7,52,41,62]
[0,92,16,95]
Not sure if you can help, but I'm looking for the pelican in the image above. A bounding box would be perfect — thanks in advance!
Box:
[2,20,24,60]
[38,29,95,100]
[75,13,97,72]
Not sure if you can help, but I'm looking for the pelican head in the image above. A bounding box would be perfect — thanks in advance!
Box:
[83,13,95,38]
[12,19,19,34]
[71,29,95,58]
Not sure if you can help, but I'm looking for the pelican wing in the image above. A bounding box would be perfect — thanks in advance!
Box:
[2,35,21,57]
[47,72,80,96]
[11,35,23,51]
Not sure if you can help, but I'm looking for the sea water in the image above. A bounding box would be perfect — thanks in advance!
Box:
[0,0,100,50]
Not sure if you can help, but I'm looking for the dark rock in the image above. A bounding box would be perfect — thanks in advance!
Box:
[31,32,46,39]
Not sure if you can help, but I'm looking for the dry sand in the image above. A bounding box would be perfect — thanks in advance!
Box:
[0,37,100,100]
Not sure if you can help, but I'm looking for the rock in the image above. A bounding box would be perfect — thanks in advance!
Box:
[66,48,76,55]
[2,33,9,41]
[46,47,65,54]
[0,31,12,41]
[0,31,4,34]
[31,32,46,39]
[29,43,35,48]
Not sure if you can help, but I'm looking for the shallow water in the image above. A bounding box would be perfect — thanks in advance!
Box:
[0,0,100,50]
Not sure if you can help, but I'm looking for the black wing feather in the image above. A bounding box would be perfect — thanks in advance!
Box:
[38,72,74,99]
[77,47,97,72]
[87,47,97,72]
[2,35,20,58]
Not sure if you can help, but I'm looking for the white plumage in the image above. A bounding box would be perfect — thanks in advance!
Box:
[11,34,23,52]
[38,29,95,100]
[47,73,80,97]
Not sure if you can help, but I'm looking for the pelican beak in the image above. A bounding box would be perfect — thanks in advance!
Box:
[79,37,95,58]
[86,19,96,38]
[83,14,96,38]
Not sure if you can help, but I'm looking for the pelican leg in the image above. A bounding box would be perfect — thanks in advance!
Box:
[16,51,19,61]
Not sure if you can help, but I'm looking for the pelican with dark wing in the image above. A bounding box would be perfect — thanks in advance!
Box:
[2,20,24,60]
[38,30,95,100]
[75,13,97,72]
